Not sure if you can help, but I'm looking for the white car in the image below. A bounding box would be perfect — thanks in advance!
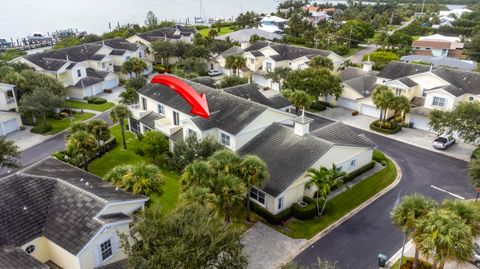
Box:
[432,135,456,150]
[208,70,222,77]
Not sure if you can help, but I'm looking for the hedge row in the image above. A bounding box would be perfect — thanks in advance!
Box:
[472,147,480,160]
[292,197,330,220]
[370,120,402,134]
[251,201,292,225]
[343,162,376,183]
[84,96,107,104]
[310,101,327,111]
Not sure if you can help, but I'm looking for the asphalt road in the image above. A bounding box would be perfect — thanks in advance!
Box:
[13,111,112,169]
[295,114,473,269]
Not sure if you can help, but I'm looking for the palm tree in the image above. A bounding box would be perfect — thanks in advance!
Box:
[208,149,241,175]
[413,208,473,269]
[180,186,216,208]
[105,162,163,195]
[105,165,130,185]
[372,86,395,122]
[109,104,131,149]
[282,89,312,115]
[239,155,269,221]
[442,200,480,237]
[306,164,346,215]
[119,87,139,105]
[65,130,99,171]
[391,194,437,269]
[88,119,110,154]
[469,159,480,198]
[66,121,88,138]
[225,55,247,76]
[211,174,246,223]
[264,66,292,90]
[391,95,411,122]
[308,56,334,71]
[181,160,212,191]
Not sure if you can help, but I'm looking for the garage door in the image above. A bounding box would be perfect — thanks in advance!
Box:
[337,97,357,110]
[360,104,381,118]
[253,74,269,88]
[103,77,119,91]
[410,115,431,131]
[2,118,18,135]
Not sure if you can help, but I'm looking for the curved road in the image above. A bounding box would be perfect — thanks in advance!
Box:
[295,114,473,269]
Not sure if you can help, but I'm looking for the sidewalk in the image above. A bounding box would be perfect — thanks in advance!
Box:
[386,240,477,269]
[312,107,476,162]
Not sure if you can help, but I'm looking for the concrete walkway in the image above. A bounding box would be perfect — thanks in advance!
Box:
[313,107,476,162]
[242,222,306,269]
[387,240,477,269]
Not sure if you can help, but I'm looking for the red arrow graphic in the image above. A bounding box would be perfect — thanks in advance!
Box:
[150,75,210,119]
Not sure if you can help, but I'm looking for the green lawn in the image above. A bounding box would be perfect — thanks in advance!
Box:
[37,112,95,135]
[280,151,397,239]
[199,26,235,37]
[88,125,181,214]
[65,100,115,112]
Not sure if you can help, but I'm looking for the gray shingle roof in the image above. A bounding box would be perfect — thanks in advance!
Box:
[0,158,146,259]
[339,67,369,82]
[400,55,476,71]
[268,95,292,109]
[0,248,48,269]
[343,74,378,97]
[135,26,196,42]
[73,68,110,88]
[239,121,376,197]
[250,50,264,57]
[427,84,464,96]
[223,83,291,109]
[399,77,418,87]
[377,61,431,80]
[239,123,333,196]
[219,46,244,57]
[138,78,269,135]
[431,67,480,96]
[96,38,139,51]
[139,111,164,129]
[245,41,336,61]
[215,28,282,43]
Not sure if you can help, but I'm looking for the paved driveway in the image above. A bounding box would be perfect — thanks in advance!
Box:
[294,114,474,269]
[243,222,306,269]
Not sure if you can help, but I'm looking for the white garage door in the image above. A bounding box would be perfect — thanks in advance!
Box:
[2,119,19,135]
[103,77,119,91]
[253,74,270,88]
[410,115,431,131]
[360,104,381,118]
[337,97,357,110]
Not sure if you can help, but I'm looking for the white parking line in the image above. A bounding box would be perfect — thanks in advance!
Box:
[430,185,465,200]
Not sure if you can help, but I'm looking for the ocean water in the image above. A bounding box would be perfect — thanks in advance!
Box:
[0,0,279,39]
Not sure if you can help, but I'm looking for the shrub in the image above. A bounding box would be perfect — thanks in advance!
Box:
[399,257,432,269]
[31,124,52,134]
[292,198,324,220]
[370,120,402,134]
[251,202,291,225]
[19,125,25,130]
[310,101,327,111]
[352,111,359,116]
[472,147,480,160]
[153,64,166,74]
[137,132,144,142]
[381,160,387,166]
[373,150,387,163]
[92,97,107,104]
[86,96,95,103]
[331,44,349,56]
[343,162,375,183]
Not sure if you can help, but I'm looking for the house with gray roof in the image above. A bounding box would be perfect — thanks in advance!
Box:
[336,61,480,132]
[11,38,150,99]
[0,157,147,269]
[222,83,292,111]
[400,55,476,71]
[128,75,375,215]
[210,41,345,91]
[215,28,282,49]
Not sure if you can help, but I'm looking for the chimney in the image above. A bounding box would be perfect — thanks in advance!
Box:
[293,109,313,136]
[362,55,373,72]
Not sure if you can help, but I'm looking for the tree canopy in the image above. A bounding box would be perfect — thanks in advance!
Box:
[283,68,343,100]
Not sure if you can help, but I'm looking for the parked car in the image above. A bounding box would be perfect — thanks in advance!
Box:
[208,70,222,77]
[432,135,456,150]
[473,242,480,267]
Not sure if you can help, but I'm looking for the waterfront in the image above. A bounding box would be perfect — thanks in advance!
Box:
[0,0,278,39]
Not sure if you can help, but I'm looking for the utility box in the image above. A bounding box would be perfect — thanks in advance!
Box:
[378,253,388,267]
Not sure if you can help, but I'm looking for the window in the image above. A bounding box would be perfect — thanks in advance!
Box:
[266,62,273,72]
[25,245,35,255]
[100,239,113,261]
[432,97,446,107]
[77,69,82,77]
[250,58,254,64]
[421,89,427,97]
[221,133,230,146]
[350,159,356,168]
[395,89,401,96]
[278,197,284,210]
[141,97,147,110]
[173,111,180,126]
[337,166,343,172]
[250,187,266,205]
[138,51,142,58]
[187,128,196,137]
[157,104,164,115]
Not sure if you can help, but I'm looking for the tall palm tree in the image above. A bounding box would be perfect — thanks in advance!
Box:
[391,95,411,123]
[239,155,269,221]
[265,66,292,90]
[442,200,480,237]
[391,194,437,269]
[413,208,473,269]
[181,160,212,191]
[208,149,241,175]
[282,89,312,115]
[372,86,395,122]
[109,104,132,149]
[88,119,110,154]
[306,164,346,215]
[212,174,246,223]
[225,55,247,76]
[65,130,99,171]
[180,186,216,208]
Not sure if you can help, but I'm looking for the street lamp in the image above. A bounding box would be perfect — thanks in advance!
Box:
[66,96,73,125]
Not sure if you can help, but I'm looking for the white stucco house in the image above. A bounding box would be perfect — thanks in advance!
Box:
[0,157,148,269]
[0,83,23,136]
[11,38,151,99]
[127,75,375,215]
[335,61,480,132]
